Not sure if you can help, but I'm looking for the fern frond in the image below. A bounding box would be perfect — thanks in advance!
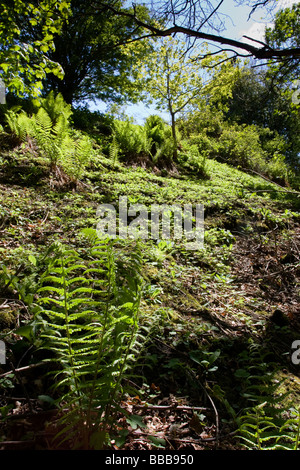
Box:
[35,234,145,449]
[5,110,33,141]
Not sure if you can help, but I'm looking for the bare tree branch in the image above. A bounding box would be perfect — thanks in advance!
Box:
[95,2,300,60]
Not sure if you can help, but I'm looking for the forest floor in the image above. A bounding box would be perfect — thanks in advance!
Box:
[0,143,299,450]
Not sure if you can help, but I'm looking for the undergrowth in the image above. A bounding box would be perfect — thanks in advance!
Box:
[0,95,299,450]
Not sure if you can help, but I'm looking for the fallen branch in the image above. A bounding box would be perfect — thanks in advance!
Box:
[130,403,210,412]
[0,361,46,379]
[243,168,300,196]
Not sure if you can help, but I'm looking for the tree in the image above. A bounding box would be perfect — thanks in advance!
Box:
[217,65,300,168]
[140,37,207,160]
[96,0,300,63]
[265,3,300,84]
[21,0,152,105]
[0,1,71,99]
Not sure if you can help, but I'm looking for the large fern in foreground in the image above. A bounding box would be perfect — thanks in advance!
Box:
[238,403,300,450]
[36,231,144,449]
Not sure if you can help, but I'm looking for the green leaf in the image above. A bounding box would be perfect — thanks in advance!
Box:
[126,414,146,429]
[235,369,250,378]
[189,350,203,365]
[113,429,129,449]
[28,254,37,266]
[90,431,110,450]
[148,435,166,448]
[38,395,55,405]
[15,324,35,341]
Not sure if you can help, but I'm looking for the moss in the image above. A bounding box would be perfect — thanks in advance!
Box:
[0,308,17,330]
[275,371,300,408]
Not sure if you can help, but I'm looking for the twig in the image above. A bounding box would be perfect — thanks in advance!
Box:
[40,211,49,225]
[0,361,46,379]
[186,367,220,447]
[9,361,34,414]
[130,403,210,412]
[0,440,35,448]
[243,168,300,195]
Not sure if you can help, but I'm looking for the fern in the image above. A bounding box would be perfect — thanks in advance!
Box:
[33,108,56,162]
[277,407,300,450]
[5,109,33,141]
[144,115,174,164]
[236,343,300,450]
[109,134,120,167]
[238,402,283,450]
[62,132,94,181]
[35,231,144,449]
[113,119,151,160]
[238,404,300,450]
[5,92,94,183]
[39,91,73,125]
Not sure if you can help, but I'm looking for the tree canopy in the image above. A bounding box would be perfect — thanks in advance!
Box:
[265,3,300,84]
[0,0,71,98]
[38,0,152,105]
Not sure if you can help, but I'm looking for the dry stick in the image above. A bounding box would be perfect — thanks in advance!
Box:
[9,361,34,414]
[244,168,300,195]
[0,361,45,379]
[0,440,35,448]
[187,366,220,447]
[131,403,210,412]
[152,337,220,445]
[130,428,235,444]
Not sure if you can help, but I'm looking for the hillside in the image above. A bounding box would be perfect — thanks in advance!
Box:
[0,135,299,451]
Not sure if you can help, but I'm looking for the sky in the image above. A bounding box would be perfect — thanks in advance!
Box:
[89,0,299,124]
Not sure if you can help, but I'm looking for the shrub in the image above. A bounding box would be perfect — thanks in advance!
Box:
[72,105,114,137]
[178,105,224,139]
[187,133,218,160]
[215,123,290,183]
[216,123,264,169]
[178,141,209,178]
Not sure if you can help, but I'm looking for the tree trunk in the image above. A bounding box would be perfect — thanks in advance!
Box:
[170,111,178,162]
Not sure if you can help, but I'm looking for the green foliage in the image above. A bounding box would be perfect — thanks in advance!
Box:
[5,108,33,142]
[223,66,300,169]
[0,0,71,99]
[34,231,145,449]
[39,90,73,124]
[112,119,151,161]
[216,123,266,167]
[72,106,114,136]
[144,115,174,164]
[140,37,204,115]
[178,141,209,178]
[109,134,120,167]
[39,0,151,104]
[63,131,95,182]
[238,403,300,450]
[234,343,300,450]
[216,122,289,181]
[107,115,177,167]
[180,105,291,183]
[5,92,94,182]
[140,37,215,160]
[265,3,300,84]
[178,105,224,139]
